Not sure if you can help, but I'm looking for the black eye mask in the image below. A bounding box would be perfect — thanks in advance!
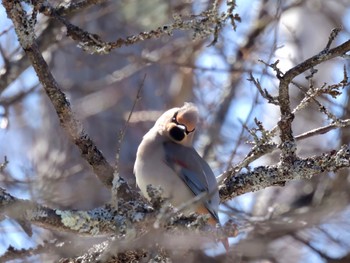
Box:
[169,125,186,141]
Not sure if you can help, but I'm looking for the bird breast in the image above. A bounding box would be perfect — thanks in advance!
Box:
[134,133,195,212]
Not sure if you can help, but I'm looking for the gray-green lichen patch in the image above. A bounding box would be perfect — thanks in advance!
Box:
[12,2,36,49]
[25,207,48,221]
[56,210,101,235]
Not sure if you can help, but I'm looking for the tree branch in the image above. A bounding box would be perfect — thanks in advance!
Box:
[0,240,62,262]
[2,0,116,189]
[275,36,350,164]
[38,0,240,55]
[0,187,151,236]
[219,145,350,202]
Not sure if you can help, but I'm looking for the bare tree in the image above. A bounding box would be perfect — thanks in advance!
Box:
[1,0,350,262]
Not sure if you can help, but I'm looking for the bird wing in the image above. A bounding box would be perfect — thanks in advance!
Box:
[163,141,219,221]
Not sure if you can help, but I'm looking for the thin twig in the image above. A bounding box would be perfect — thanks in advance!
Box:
[291,233,332,261]
[324,27,342,52]
[0,156,9,172]
[248,72,279,105]
[295,119,350,141]
[115,75,146,172]
[202,1,274,159]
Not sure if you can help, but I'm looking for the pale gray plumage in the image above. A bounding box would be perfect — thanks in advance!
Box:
[134,103,220,222]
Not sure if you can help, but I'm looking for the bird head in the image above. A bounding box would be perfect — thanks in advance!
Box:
[157,103,198,147]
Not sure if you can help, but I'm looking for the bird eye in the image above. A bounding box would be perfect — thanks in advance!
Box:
[169,126,185,141]
[172,112,179,124]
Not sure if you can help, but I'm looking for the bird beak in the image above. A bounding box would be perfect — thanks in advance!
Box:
[176,124,187,133]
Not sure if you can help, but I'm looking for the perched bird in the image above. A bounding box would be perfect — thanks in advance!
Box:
[134,103,227,248]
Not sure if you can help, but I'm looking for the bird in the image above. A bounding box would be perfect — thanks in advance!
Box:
[134,102,228,249]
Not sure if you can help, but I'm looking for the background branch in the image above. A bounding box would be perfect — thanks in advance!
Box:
[3,0,116,189]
